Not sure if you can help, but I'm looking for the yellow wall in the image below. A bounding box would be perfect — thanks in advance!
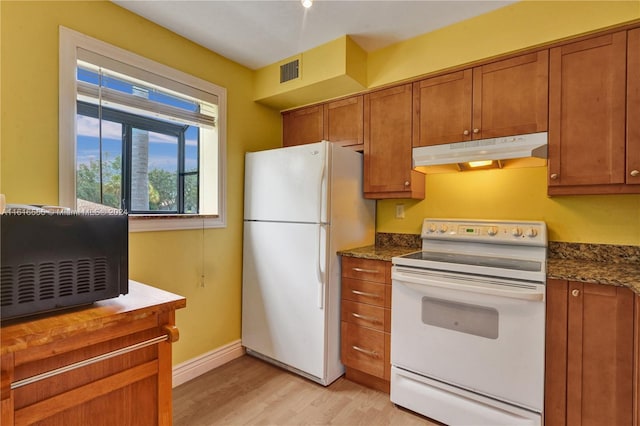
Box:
[368,0,640,88]
[254,35,367,109]
[0,1,281,364]
[377,168,640,245]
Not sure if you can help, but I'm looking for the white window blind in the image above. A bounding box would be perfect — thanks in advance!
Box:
[77,48,217,129]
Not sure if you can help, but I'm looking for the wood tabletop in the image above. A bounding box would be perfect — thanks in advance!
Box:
[1,281,186,355]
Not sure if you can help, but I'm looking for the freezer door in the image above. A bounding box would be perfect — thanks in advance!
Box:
[244,142,328,223]
[242,221,328,380]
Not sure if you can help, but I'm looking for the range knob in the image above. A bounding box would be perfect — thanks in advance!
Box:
[487,226,498,236]
[512,227,523,237]
[427,224,437,233]
[526,228,538,238]
[439,224,448,233]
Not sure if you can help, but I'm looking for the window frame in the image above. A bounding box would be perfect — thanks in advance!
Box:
[59,26,227,231]
[77,101,197,215]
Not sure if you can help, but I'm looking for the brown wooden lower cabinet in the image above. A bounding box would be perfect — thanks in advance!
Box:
[340,257,391,393]
[545,279,635,426]
[636,293,640,426]
[0,281,186,426]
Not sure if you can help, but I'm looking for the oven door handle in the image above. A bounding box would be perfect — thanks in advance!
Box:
[394,271,544,302]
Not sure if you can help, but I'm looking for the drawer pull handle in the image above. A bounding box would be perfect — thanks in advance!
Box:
[352,346,378,357]
[351,312,379,323]
[352,267,379,274]
[351,290,380,298]
[10,334,171,390]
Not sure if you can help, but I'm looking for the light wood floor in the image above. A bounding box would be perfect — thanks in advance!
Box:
[173,355,441,426]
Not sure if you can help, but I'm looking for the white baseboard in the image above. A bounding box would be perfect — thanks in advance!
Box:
[172,339,245,388]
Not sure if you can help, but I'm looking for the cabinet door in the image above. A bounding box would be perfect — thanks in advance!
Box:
[413,70,472,147]
[546,280,635,426]
[282,105,324,147]
[628,28,640,185]
[324,96,364,150]
[548,32,627,189]
[566,282,634,426]
[364,84,417,197]
[473,51,548,140]
[545,279,569,426]
[11,329,168,426]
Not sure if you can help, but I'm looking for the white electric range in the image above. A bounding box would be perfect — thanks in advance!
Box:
[391,218,547,426]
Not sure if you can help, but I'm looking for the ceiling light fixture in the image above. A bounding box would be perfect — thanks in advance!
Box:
[301,0,313,8]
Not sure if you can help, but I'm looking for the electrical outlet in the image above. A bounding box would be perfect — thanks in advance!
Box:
[395,204,405,219]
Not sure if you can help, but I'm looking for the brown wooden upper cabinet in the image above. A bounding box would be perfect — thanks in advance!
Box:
[628,29,640,185]
[282,96,364,150]
[364,84,425,199]
[548,30,640,195]
[413,51,549,147]
[282,104,324,147]
[324,96,364,150]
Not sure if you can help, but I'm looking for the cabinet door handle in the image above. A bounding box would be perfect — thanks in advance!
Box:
[351,289,380,298]
[631,170,639,177]
[351,312,379,323]
[404,181,410,187]
[473,128,480,134]
[352,346,379,357]
[352,267,379,274]
[463,130,470,136]
[571,289,580,297]
[550,173,558,180]
[10,334,170,390]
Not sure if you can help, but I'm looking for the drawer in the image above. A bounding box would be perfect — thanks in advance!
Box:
[342,258,390,284]
[342,277,386,307]
[341,322,386,378]
[342,300,385,332]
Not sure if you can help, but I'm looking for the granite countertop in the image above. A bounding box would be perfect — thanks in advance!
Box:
[339,235,640,294]
[547,258,640,293]
[337,244,417,261]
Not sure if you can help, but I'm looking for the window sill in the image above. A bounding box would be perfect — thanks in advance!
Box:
[129,214,224,232]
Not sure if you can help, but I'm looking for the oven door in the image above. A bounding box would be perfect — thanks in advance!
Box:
[391,266,545,414]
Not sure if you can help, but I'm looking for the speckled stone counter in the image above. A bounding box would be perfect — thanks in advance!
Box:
[339,235,640,294]
[548,242,640,293]
[337,232,420,261]
[337,244,417,262]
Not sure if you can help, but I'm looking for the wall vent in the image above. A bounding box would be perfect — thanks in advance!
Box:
[280,59,300,83]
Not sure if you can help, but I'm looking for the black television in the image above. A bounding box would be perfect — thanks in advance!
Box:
[1,207,128,320]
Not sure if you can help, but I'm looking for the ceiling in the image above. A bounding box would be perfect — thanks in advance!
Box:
[112,0,515,70]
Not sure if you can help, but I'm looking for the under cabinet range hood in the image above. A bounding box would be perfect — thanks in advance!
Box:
[412,132,548,173]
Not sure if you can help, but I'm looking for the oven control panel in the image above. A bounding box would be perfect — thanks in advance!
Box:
[421,219,547,246]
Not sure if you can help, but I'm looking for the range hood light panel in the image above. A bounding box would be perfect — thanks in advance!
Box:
[468,160,493,168]
[412,132,548,173]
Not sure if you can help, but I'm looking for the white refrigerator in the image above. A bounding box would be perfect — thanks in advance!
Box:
[242,141,375,385]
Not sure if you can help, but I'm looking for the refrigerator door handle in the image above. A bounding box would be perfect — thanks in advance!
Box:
[318,148,327,224]
[317,224,327,309]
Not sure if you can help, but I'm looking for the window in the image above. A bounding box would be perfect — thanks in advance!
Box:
[59,27,227,231]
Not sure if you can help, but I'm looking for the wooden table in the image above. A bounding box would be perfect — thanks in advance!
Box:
[1,281,186,426]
